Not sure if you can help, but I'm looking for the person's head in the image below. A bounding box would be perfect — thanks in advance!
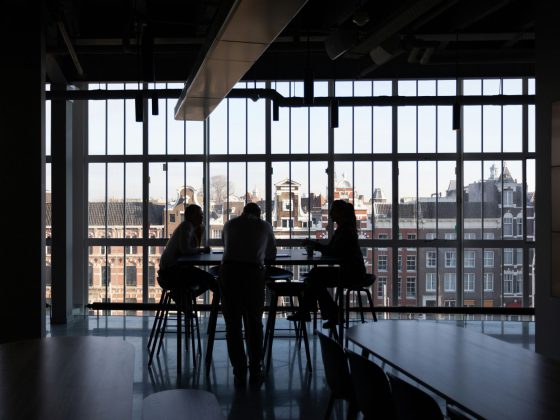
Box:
[242,202,261,218]
[330,199,357,230]
[184,204,203,227]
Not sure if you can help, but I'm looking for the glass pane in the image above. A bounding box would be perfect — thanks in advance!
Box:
[310,107,328,153]
[209,100,227,154]
[334,106,352,153]
[229,98,247,155]
[309,161,329,239]
[502,161,523,240]
[482,106,501,153]
[373,162,393,239]
[372,247,394,306]
[527,159,536,241]
[108,163,124,237]
[89,96,106,155]
[437,106,456,153]
[248,95,265,154]
[167,98,185,155]
[438,161,457,240]
[149,94,165,155]
[227,162,247,217]
[399,161,417,238]
[418,161,436,239]
[528,105,535,153]
[483,248,499,308]
[418,106,436,153]
[373,107,392,153]
[502,248,523,307]
[355,106,372,153]
[464,161,483,239]
[398,107,416,153]
[463,106,481,153]
[355,162,373,239]
[107,85,124,155]
[291,107,309,154]
[125,163,143,237]
[503,106,522,153]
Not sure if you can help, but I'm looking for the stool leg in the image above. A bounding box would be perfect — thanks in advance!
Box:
[345,290,350,329]
[205,291,220,376]
[147,291,165,350]
[156,295,170,357]
[358,290,365,323]
[265,292,278,374]
[299,293,312,372]
[365,289,377,322]
[148,292,167,365]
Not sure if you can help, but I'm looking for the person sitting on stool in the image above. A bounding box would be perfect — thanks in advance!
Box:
[289,200,366,329]
[220,202,277,388]
[158,204,216,310]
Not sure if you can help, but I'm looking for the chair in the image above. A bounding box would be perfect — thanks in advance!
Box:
[345,350,396,420]
[317,332,357,420]
[334,273,378,330]
[264,280,311,374]
[386,372,444,420]
[147,282,201,367]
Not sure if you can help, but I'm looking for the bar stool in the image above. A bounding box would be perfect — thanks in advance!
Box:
[147,283,201,366]
[335,273,377,329]
[263,280,312,373]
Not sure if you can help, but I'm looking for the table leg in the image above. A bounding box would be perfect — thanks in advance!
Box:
[337,270,344,344]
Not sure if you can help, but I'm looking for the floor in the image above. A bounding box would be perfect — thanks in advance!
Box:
[47,314,535,420]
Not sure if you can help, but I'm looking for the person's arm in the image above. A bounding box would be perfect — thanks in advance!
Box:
[264,223,277,261]
[179,222,209,255]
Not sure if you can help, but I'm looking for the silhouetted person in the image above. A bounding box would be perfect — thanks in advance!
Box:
[219,202,277,388]
[289,200,366,328]
[158,204,216,308]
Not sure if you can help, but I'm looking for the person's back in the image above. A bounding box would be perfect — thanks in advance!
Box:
[222,212,276,265]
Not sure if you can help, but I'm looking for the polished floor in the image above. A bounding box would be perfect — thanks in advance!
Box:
[47,315,535,420]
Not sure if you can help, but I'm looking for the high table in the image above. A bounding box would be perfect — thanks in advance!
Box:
[346,320,560,420]
[0,336,135,420]
[178,248,341,375]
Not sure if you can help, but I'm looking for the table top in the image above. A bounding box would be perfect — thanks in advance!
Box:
[346,321,560,420]
[178,247,339,266]
[0,336,135,420]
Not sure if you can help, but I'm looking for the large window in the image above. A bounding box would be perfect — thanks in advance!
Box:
[80,78,535,310]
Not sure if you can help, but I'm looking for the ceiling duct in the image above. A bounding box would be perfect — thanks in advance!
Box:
[175,0,308,121]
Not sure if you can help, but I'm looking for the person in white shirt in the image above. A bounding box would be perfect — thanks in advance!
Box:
[219,202,276,388]
[158,204,215,306]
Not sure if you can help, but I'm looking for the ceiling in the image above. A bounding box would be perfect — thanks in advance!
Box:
[45,0,535,85]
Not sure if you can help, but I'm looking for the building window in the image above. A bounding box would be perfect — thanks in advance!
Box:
[504,189,513,207]
[444,300,456,307]
[406,255,416,271]
[88,264,93,287]
[445,232,456,240]
[504,273,514,294]
[281,219,294,228]
[377,277,387,299]
[101,266,110,286]
[504,248,514,265]
[282,200,293,211]
[425,273,436,292]
[483,232,495,239]
[378,234,388,239]
[444,273,456,292]
[464,273,475,292]
[397,277,401,299]
[516,215,523,236]
[378,255,388,271]
[125,266,137,287]
[484,251,494,268]
[464,232,476,239]
[445,251,456,268]
[148,265,156,287]
[426,251,436,268]
[100,246,106,255]
[504,214,513,236]
[464,251,475,268]
[425,232,436,240]
[397,255,402,271]
[484,273,494,291]
[169,213,176,223]
[516,248,523,266]
[406,277,416,298]
[407,234,416,240]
